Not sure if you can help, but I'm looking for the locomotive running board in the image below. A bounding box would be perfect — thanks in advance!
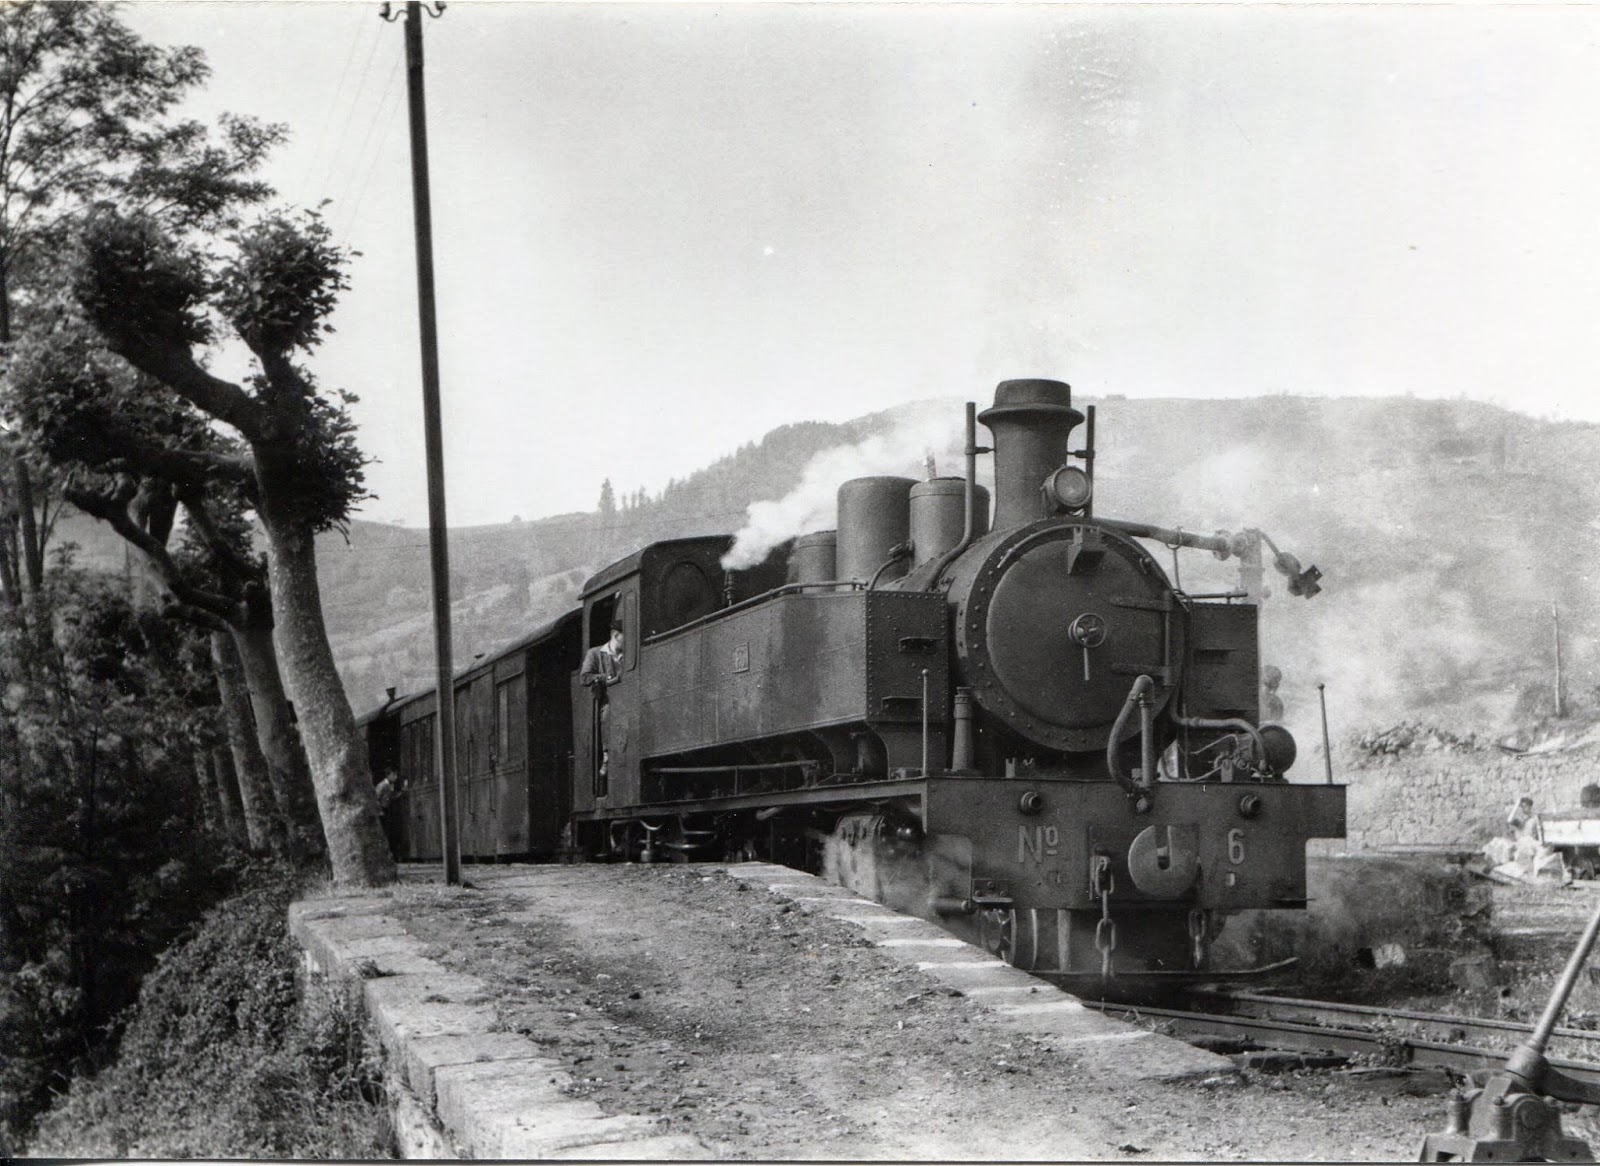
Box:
[1036,957,1300,987]
[571,776,930,822]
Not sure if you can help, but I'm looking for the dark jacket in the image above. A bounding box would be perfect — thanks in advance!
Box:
[580,644,621,695]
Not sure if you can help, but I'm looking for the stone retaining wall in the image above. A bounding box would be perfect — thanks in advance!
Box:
[1336,743,1600,852]
[288,893,708,1160]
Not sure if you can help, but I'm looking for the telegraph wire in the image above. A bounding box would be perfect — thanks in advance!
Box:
[338,69,406,235]
[331,52,405,240]
[328,47,402,228]
[310,12,389,210]
[292,5,370,205]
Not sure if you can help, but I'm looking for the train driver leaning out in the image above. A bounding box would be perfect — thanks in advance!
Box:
[580,622,625,780]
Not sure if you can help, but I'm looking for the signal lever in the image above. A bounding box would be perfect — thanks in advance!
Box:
[1420,895,1600,1161]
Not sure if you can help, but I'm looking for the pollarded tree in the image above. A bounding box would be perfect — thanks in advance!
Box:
[0,2,281,607]
[72,207,394,887]
[5,318,326,864]
[0,2,281,319]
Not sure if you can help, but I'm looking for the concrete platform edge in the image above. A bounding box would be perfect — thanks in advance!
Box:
[711,863,1237,1083]
[288,893,709,1160]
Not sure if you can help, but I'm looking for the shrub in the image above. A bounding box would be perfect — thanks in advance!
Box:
[0,572,245,1152]
[25,863,393,1159]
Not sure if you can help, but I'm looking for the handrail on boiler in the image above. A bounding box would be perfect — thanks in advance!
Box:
[925,402,986,589]
[644,580,865,645]
[1107,674,1155,796]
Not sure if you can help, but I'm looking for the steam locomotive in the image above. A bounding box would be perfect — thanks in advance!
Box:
[360,378,1345,992]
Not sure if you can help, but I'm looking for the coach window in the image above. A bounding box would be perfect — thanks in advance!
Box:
[495,673,526,764]
[659,559,716,632]
[589,594,618,649]
[455,692,471,774]
[588,592,637,672]
[400,721,417,784]
[403,714,435,789]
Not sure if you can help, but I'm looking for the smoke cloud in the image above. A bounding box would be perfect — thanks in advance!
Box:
[1102,402,1597,758]
[1137,439,1529,754]
[721,402,977,570]
[1266,576,1510,760]
[720,396,1596,754]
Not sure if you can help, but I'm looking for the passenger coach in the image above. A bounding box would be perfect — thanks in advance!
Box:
[359,610,581,861]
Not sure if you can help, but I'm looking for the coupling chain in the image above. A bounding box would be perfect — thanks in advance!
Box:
[1187,908,1209,968]
[1091,854,1117,979]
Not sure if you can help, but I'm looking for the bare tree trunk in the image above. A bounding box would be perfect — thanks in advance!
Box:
[0,453,23,608]
[190,745,209,825]
[210,630,285,856]
[231,622,327,865]
[0,513,18,607]
[208,748,247,846]
[262,520,395,887]
[13,459,43,596]
[192,750,218,834]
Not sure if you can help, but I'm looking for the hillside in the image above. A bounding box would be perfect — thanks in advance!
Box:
[45,392,1595,745]
[305,393,1598,744]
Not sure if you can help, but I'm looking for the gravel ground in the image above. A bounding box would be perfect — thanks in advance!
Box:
[389,863,1451,1161]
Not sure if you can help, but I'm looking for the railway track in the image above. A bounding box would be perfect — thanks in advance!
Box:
[1085,989,1600,1086]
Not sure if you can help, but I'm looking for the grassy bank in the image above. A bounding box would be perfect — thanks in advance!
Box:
[25,864,394,1159]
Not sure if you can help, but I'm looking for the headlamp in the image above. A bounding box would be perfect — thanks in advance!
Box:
[1045,465,1092,512]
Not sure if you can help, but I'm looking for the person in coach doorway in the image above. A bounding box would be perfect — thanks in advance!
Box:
[580,622,624,788]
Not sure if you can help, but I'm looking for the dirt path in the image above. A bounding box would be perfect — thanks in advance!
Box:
[389,863,1447,1161]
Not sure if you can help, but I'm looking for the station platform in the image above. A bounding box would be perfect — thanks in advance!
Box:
[289,862,1232,1159]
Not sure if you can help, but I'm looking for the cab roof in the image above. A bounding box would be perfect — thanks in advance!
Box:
[579,534,732,600]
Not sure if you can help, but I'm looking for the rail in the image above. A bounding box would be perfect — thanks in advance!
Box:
[1186,989,1600,1057]
[1087,991,1600,1087]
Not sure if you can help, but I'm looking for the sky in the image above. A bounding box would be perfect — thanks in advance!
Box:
[118,1,1600,528]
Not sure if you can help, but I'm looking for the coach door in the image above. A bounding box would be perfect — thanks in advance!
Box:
[491,653,530,856]
[455,671,495,859]
[399,703,438,860]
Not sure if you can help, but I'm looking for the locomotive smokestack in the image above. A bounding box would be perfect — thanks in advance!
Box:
[979,379,1084,531]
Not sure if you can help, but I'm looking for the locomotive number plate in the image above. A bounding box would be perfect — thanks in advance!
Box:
[1227,827,1246,865]
[1018,823,1062,864]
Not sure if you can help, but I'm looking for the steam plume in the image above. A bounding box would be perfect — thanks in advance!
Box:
[721,403,972,570]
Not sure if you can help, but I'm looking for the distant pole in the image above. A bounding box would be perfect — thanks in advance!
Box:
[1317,682,1333,785]
[1553,600,1566,720]
[383,0,458,884]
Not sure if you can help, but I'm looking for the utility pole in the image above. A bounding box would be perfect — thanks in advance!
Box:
[1553,600,1566,720]
[382,0,459,884]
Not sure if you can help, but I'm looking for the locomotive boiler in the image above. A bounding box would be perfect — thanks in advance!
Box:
[368,377,1345,995]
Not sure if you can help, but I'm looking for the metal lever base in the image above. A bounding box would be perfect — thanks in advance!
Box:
[1419,1079,1592,1162]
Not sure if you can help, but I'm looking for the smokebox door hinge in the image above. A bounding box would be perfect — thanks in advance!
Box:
[1064,528,1105,575]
